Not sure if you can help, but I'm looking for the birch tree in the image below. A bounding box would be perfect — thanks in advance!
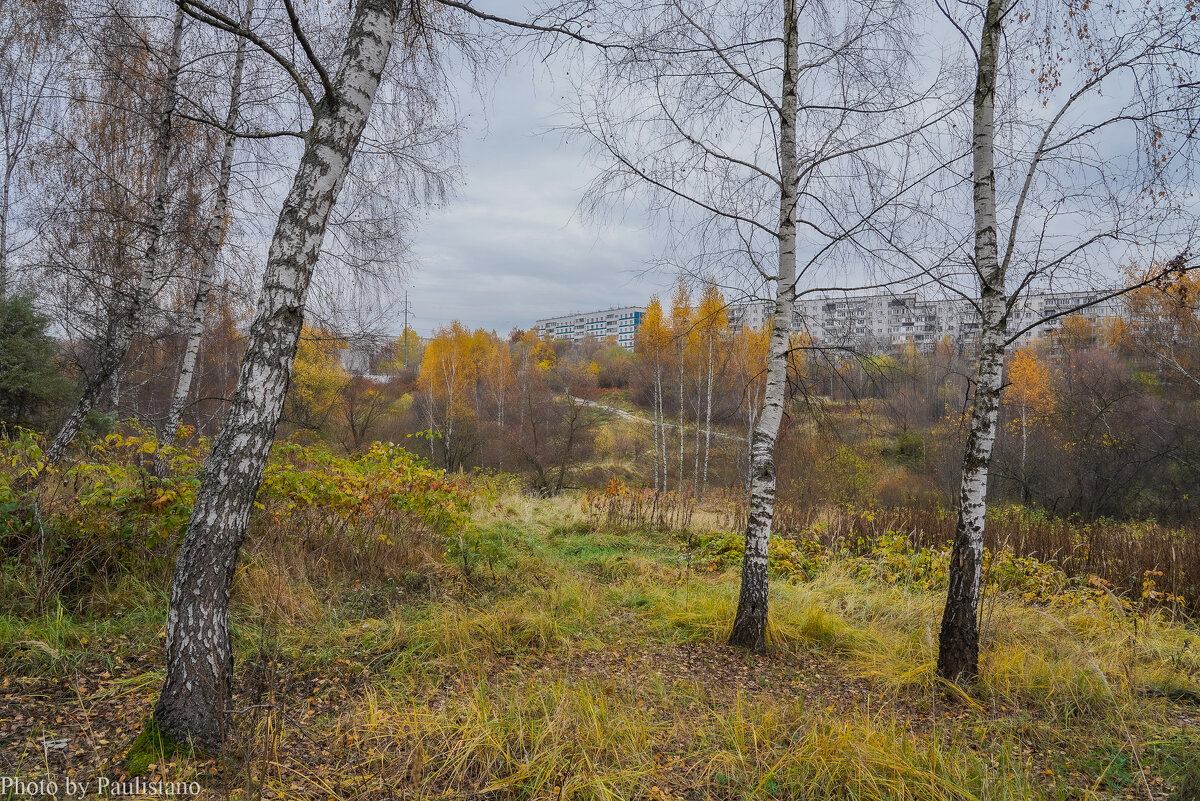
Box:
[156,0,255,470]
[1004,346,1054,505]
[669,280,691,492]
[154,0,458,750]
[38,4,186,473]
[695,281,728,494]
[934,0,1200,684]
[635,295,671,490]
[418,322,483,471]
[574,0,939,651]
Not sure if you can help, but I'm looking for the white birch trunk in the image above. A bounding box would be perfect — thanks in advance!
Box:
[702,337,714,494]
[442,355,455,470]
[937,0,1006,684]
[428,383,437,461]
[651,361,661,490]
[158,0,254,468]
[155,0,401,751]
[652,359,662,491]
[1020,405,1028,502]
[659,363,668,488]
[0,160,12,296]
[39,6,186,473]
[729,0,798,652]
[745,401,754,492]
[678,346,685,492]
[693,364,702,496]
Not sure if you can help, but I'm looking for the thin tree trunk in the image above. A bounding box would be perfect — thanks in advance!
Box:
[157,0,253,472]
[39,7,185,473]
[937,0,1005,686]
[0,161,12,296]
[1020,405,1028,504]
[653,364,661,487]
[555,399,578,493]
[729,0,797,653]
[745,397,755,493]
[428,384,437,462]
[651,362,661,490]
[693,362,701,495]
[659,364,667,487]
[678,345,685,492]
[154,0,401,752]
[443,359,455,471]
[702,336,714,493]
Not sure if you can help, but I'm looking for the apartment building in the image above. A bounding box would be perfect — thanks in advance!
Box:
[728,289,1124,352]
[727,300,773,333]
[534,306,646,349]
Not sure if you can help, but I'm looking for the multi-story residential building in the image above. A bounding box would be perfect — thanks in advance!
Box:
[536,289,1123,355]
[534,306,646,350]
[727,300,773,333]
[798,293,943,349]
[728,289,1124,353]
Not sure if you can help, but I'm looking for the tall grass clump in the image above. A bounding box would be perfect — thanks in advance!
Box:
[337,681,1030,801]
[582,477,695,534]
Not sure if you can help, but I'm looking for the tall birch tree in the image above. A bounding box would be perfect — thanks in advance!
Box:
[155,0,457,750]
[934,0,1199,684]
[156,0,255,468]
[695,281,727,494]
[574,0,938,651]
[38,4,186,473]
[635,295,671,490]
[670,279,691,492]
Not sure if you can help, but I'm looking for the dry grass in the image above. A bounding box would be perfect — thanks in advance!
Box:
[4,483,1199,800]
[234,559,324,627]
[335,680,1030,801]
[762,502,1200,617]
[299,493,1199,799]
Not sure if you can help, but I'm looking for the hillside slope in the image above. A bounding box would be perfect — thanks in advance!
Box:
[2,468,1198,800]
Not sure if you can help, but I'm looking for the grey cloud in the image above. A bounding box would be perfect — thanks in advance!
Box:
[403,65,672,338]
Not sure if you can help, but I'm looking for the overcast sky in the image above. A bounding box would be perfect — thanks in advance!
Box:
[401,65,673,338]
[337,2,1196,341]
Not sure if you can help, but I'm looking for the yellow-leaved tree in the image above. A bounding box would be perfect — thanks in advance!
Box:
[669,279,692,491]
[730,322,770,489]
[418,322,484,471]
[391,327,424,372]
[694,282,729,494]
[636,295,671,490]
[479,333,514,427]
[1005,346,1055,503]
[285,326,349,437]
[1117,265,1200,390]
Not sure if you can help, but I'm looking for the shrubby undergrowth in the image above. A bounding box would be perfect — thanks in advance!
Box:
[0,427,473,614]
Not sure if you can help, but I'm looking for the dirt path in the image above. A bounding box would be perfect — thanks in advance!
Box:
[572,396,747,443]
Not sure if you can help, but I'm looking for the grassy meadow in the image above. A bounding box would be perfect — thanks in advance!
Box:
[0,432,1198,800]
